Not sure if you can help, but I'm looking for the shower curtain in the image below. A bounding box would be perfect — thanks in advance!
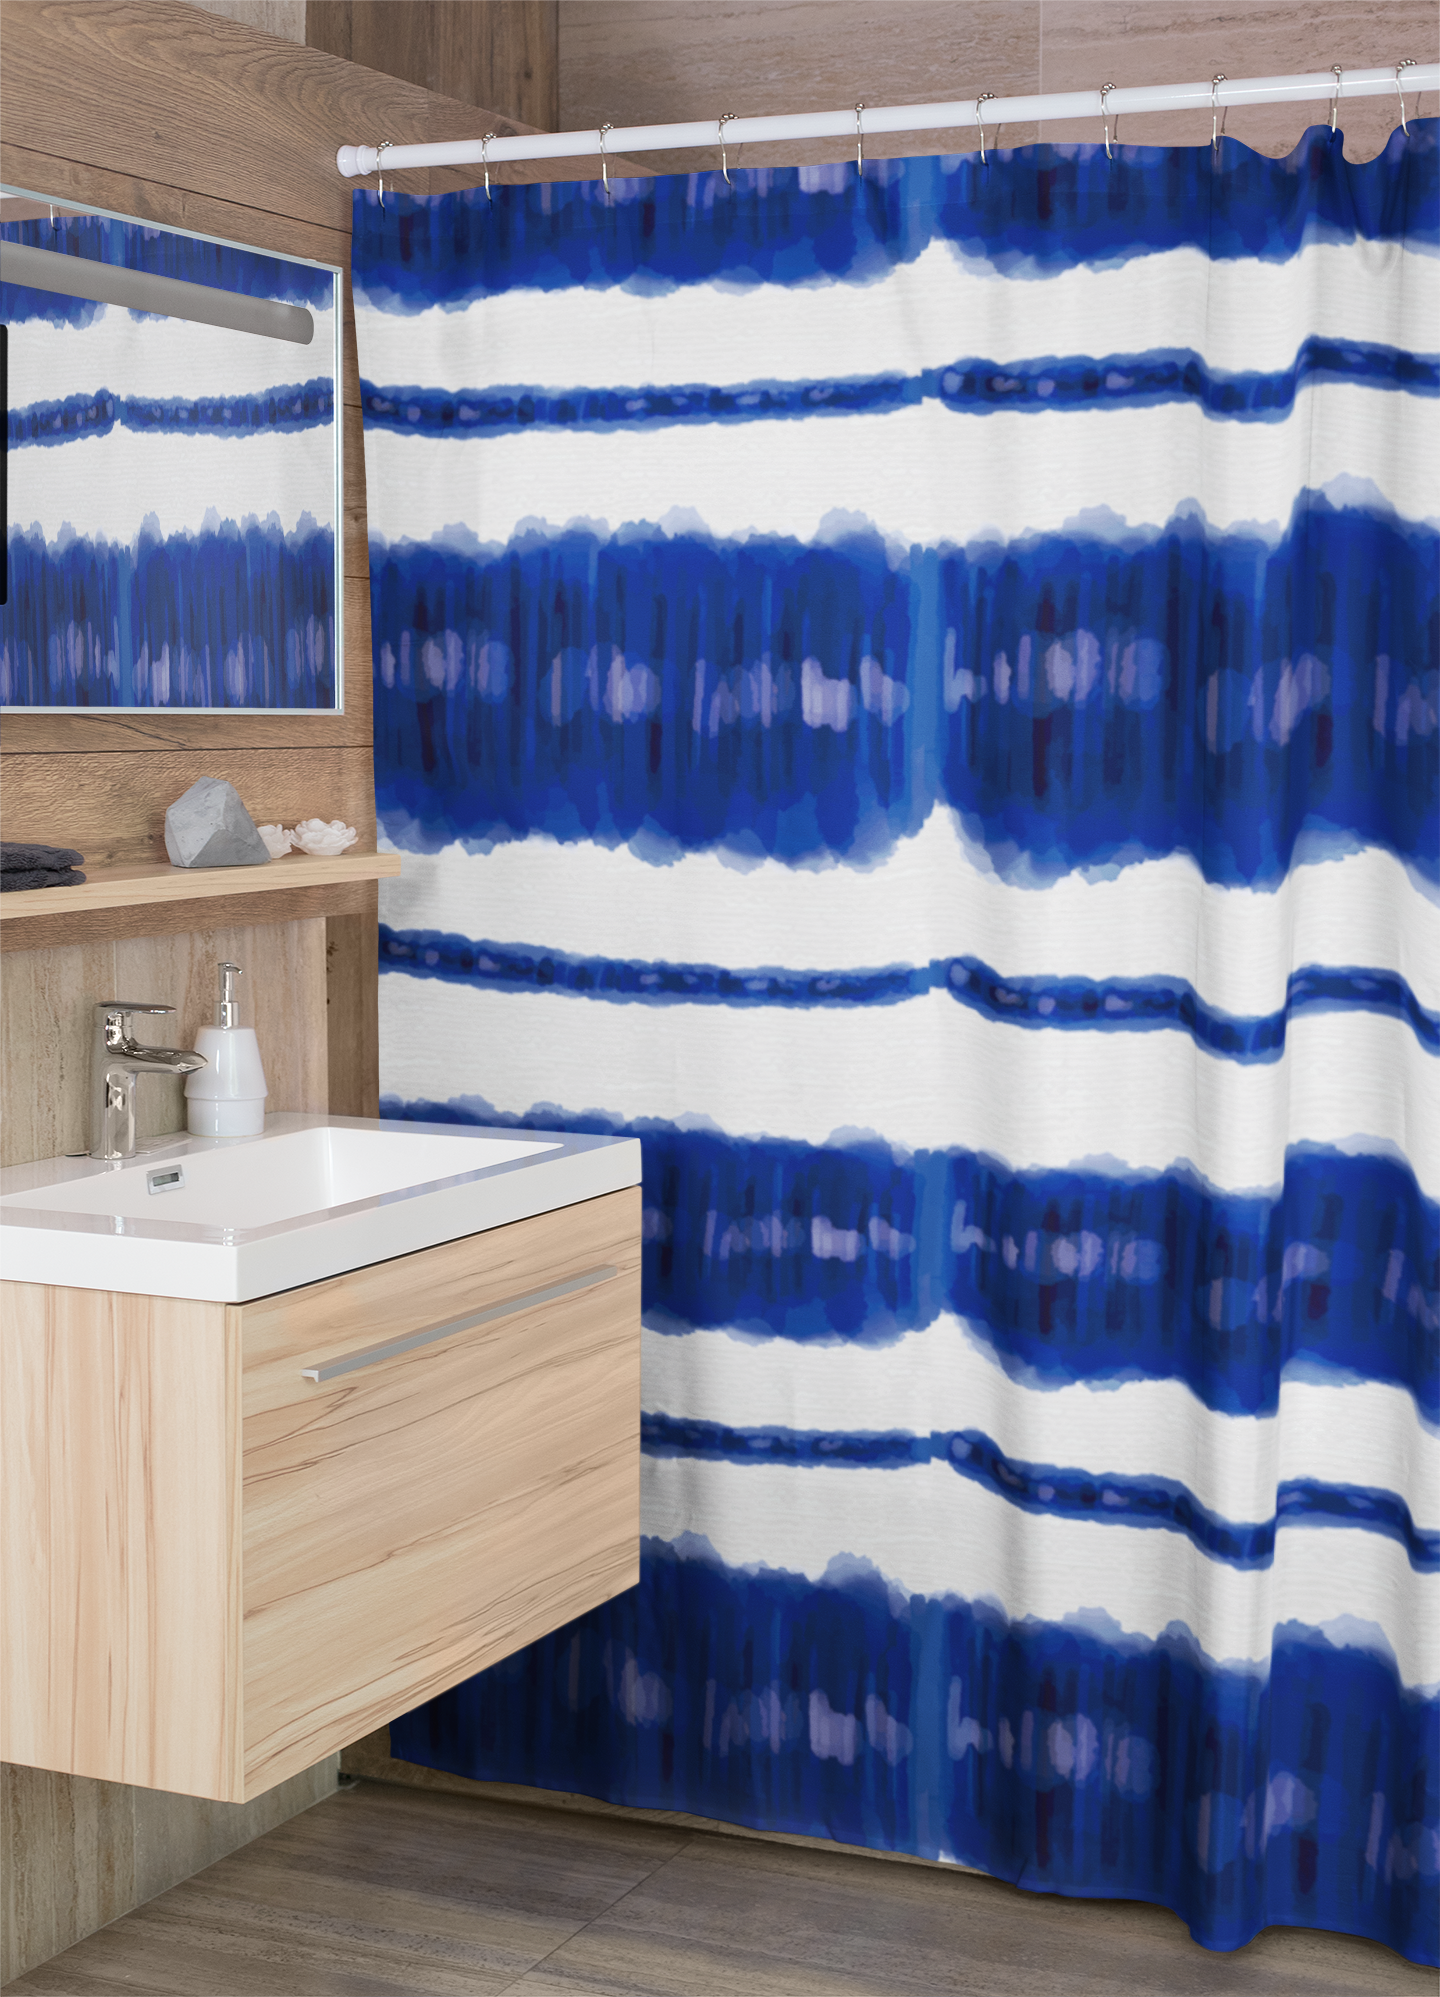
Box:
[353,126,1438,1962]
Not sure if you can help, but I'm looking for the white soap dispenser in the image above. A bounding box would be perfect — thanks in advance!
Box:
[186,961,268,1137]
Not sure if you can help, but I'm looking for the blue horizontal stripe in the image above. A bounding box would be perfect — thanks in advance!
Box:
[353,124,1439,314]
[379,927,1440,1060]
[392,1537,1439,1963]
[361,339,1436,440]
[1,214,334,327]
[7,389,117,445]
[373,493,1438,886]
[383,1095,1439,1422]
[640,1414,1438,1572]
[945,957,1440,1057]
[364,371,917,435]
[8,380,334,449]
[380,926,930,1007]
[1,523,335,708]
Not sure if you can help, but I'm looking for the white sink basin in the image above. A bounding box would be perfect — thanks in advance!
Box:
[0,1114,641,1302]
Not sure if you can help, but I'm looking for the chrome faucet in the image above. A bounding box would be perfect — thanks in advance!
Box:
[90,1003,207,1161]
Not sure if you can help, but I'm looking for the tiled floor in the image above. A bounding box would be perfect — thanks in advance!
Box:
[7,1780,1428,1996]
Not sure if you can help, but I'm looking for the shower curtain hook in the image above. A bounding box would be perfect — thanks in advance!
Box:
[1211,74,1228,155]
[1330,65,1343,135]
[855,101,866,175]
[1395,58,1417,135]
[719,112,737,187]
[374,139,393,211]
[1100,82,1117,160]
[482,130,495,202]
[975,91,995,166]
[599,122,614,199]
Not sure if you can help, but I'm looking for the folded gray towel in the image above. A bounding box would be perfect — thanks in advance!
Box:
[0,841,86,872]
[0,867,87,891]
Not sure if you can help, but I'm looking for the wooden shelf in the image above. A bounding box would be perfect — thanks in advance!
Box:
[0,852,400,923]
[0,853,401,949]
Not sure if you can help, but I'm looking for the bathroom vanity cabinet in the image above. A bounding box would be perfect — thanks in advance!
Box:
[1,1188,641,1804]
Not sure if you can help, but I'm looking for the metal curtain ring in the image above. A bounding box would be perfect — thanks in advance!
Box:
[719,111,738,187]
[1100,82,1117,160]
[1211,74,1227,154]
[482,130,495,202]
[375,138,393,210]
[855,101,865,174]
[599,121,614,198]
[976,90,995,166]
[1330,65,1343,135]
[1396,58,1417,135]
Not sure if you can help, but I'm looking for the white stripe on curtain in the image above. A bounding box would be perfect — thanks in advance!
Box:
[640,1325,1440,1528]
[364,401,1436,550]
[642,1454,1436,1684]
[382,835,1440,1017]
[379,976,1437,1190]
[357,241,1438,390]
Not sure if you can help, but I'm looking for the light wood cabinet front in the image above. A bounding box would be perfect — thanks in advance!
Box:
[1,1188,642,1802]
[240,1190,641,1795]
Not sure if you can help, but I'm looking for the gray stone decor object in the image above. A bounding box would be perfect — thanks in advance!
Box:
[164,777,271,869]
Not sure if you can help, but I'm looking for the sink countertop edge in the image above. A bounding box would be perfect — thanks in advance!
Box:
[0,1130,643,1303]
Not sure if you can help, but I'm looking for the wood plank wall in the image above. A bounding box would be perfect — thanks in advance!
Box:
[307,0,559,128]
[0,918,329,1168]
[561,0,1431,170]
[0,4,560,1978]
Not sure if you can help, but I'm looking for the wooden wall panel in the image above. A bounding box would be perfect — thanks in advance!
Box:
[0,749,374,870]
[0,708,368,756]
[1036,0,1433,156]
[0,916,329,1165]
[560,0,1043,171]
[558,0,1435,170]
[325,892,381,1118]
[0,138,350,273]
[307,1,559,132]
[0,1,540,230]
[0,1755,337,1986]
[188,0,307,40]
[0,1765,137,1988]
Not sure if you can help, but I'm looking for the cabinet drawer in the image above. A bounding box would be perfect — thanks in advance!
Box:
[238,1186,641,1794]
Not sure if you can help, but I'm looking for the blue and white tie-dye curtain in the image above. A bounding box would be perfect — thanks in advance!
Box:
[354,128,1439,1963]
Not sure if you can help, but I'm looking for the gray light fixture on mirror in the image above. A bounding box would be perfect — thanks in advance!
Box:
[1,239,317,344]
[1,188,343,712]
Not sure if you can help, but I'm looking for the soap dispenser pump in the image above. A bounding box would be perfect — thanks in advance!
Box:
[185,961,268,1137]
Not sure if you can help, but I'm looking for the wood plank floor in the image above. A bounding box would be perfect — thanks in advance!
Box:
[6,1779,1428,1996]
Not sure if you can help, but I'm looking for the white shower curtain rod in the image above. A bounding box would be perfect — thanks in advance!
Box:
[336,64,1438,179]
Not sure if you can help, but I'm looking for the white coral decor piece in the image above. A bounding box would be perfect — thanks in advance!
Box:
[256,823,295,859]
[291,817,359,857]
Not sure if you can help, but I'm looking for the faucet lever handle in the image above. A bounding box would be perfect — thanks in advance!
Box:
[95,1001,176,1048]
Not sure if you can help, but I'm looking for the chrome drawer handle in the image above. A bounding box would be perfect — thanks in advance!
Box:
[300,1264,619,1383]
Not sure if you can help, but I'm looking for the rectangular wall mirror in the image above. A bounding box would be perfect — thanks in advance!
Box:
[1,189,342,712]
